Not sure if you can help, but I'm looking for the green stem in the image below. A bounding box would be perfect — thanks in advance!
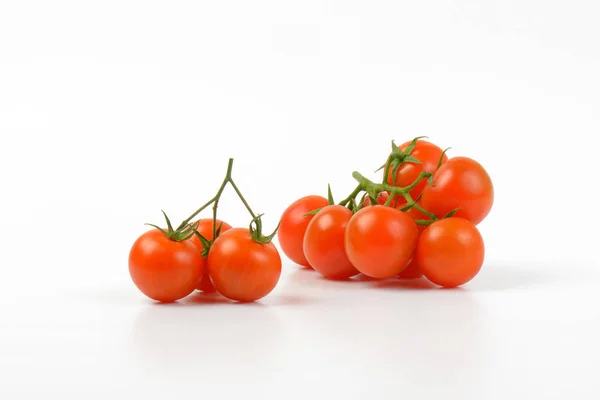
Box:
[338,184,363,207]
[177,158,234,230]
[351,170,439,220]
[229,180,257,219]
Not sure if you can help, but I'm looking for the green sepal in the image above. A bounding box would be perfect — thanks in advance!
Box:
[144,223,168,236]
[304,207,323,216]
[442,208,461,219]
[161,210,174,234]
[404,136,428,154]
[327,184,334,205]
[403,155,422,164]
[437,147,451,170]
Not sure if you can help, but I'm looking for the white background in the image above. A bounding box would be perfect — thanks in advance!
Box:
[1,1,599,399]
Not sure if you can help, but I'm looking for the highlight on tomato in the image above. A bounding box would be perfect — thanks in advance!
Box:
[345,205,419,279]
[278,195,329,268]
[303,205,360,280]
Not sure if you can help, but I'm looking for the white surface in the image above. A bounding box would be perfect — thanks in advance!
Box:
[1,1,600,399]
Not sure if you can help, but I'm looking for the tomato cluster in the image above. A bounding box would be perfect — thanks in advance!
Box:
[278,138,493,288]
[129,160,281,303]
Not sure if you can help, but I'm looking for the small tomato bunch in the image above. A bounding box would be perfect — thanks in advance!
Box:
[278,137,494,288]
[128,159,281,303]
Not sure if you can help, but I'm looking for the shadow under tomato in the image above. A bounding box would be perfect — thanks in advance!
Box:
[182,291,232,305]
[370,277,439,290]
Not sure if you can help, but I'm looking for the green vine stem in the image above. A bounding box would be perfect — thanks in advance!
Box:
[350,170,439,224]
[147,158,277,245]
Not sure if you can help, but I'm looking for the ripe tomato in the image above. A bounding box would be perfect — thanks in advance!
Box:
[278,195,328,268]
[303,205,360,279]
[386,139,448,205]
[208,228,282,302]
[129,229,204,303]
[189,218,233,292]
[345,206,419,279]
[416,218,484,288]
[421,157,494,225]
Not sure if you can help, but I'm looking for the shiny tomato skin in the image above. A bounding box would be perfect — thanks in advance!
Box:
[129,229,204,303]
[278,195,329,268]
[303,205,360,279]
[386,140,448,205]
[416,218,485,288]
[189,218,233,292]
[208,228,282,302]
[421,157,494,225]
[345,206,419,279]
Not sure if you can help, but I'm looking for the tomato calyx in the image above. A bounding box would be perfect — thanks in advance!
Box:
[249,213,280,244]
[145,211,200,242]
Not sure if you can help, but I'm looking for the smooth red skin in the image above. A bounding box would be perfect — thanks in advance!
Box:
[303,205,360,279]
[189,218,233,292]
[129,229,204,303]
[278,195,329,268]
[416,218,485,288]
[386,140,448,205]
[421,157,494,225]
[345,206,419,279]
[208,228,282,302]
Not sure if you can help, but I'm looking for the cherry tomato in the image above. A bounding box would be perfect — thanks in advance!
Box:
[189,218,233,292]
[278,195,328,268]
[421,157,494,225]
[345,206,419,279]
[129,229,204,303]
[208,228,282,302]
[303,205,360,279]
[416,218,484,288]
[386,139,448,205]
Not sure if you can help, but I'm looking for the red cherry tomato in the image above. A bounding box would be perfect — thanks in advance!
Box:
[303,205,360,279]
[208,228,282,302]
[416,218,485,288]
[386,139,448,205]
[278,195,328,268]
[345,206,419,279]
[421,157,494,225]
[189,218,233,292]
[129,229,204,303]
